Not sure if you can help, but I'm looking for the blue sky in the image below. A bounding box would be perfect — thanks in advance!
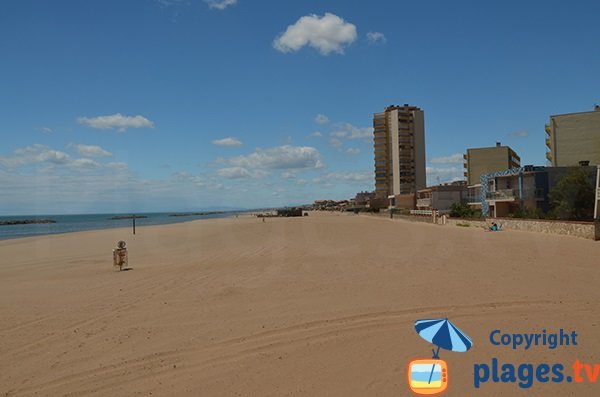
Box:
[1,0,599,214]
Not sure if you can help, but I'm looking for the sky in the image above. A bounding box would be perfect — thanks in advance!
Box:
[1,0,599,215]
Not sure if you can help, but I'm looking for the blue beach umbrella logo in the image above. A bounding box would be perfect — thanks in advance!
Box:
[407,318,473,395]
[415,318,473,357]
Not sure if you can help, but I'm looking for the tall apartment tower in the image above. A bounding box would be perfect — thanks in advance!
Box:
[545,106,600,166]
[373,105,426,203]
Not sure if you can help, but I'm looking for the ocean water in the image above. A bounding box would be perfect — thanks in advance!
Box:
[0,212,240,240]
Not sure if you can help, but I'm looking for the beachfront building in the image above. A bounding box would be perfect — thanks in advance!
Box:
[373,104,426,209]
[464,142,521,210]
[480,165,596,217]
[354,191,376,207]
[312,199,351,211]
[416,181,467,212]
[545,106,600,166]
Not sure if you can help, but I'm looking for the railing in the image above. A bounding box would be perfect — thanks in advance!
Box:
[410,209,439,216]
[467,195,481,204]
[486,189,517,200]
[416,198,431,208]
[486,188,546,201]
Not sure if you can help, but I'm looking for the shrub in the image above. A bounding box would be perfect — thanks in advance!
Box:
[511,206,546,219]
[449,202,478,218]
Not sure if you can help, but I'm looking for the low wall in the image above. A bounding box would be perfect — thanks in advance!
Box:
[491,218,596,240]
[444,218,487,228]
[359,211,436,224]
[361,211,599,240]
[445,216,597,240]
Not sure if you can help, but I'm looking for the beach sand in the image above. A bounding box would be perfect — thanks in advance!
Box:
[1,212,599,396]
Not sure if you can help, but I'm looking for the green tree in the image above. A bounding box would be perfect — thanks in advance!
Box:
[548,168,595,221]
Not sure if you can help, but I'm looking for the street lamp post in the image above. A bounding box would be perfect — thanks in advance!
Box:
[594,165,600,220]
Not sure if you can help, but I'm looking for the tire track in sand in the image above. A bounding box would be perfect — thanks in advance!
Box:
[15,299,560,396]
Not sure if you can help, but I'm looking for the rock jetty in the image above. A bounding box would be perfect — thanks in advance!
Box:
[168,212,224,217]
[0,219,56,226]
[110,215,148,220]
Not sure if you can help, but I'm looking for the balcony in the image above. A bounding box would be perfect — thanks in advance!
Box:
[545,138,552,148]
[546,152,553,162]
[486,189,517,201]
[486,188,546,202]
[545,124,551,135]
[467,195,481,204]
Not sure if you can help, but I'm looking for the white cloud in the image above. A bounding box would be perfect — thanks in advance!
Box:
[38,149,70,165]
[331,122,373,139]
[77,113,155,132]
[429,153,464,164]
[0,149,267,214]
[226,145,323,170]
[345,148,360,155]
[106,162,128,171]
[212,137,243,147]
[508,130,529,138]
[310,131,323,138]
[0,144,126,173]
[216,167,269,179]
[217,167,252,179]
[329,137,343,148]
[157,0,189,6]
[41,127,53,134]
[322,171,371,182]
[70,158,101,170]
[172,171,207,186]
[366,31,386,44]
[273,13,357,55]
[0,144,70,168]
[426,166,464,185]
[204,0,237,10]
[314,114,329,124]
[70,144,112,158]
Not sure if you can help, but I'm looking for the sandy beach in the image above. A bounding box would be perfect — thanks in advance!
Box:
[1,212,599,396]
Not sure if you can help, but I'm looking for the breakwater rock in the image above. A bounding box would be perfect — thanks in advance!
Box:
[0,219,56,226]
[168,212,225,217]
[110,215,148,220]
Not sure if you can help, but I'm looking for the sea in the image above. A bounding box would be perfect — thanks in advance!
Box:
[0,211,243,241]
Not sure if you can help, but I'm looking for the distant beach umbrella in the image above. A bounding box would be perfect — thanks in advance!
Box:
[415,318,473,356]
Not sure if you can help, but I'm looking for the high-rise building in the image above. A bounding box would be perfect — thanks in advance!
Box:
[373,105,426,207]
[545,106,600,166]
[463,142,521,186]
